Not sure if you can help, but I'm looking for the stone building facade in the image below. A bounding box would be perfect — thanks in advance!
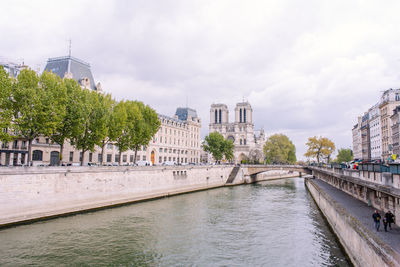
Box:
[352,88,400,162]
[209,101,265,163]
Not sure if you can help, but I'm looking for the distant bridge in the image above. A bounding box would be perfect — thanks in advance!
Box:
[226,165,312,184]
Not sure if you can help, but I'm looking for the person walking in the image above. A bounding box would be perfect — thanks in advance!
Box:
[385,210,395,230]
[372,210,381,231]
[383,216,388,232]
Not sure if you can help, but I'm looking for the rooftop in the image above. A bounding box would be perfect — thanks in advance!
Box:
[44,56,97,91]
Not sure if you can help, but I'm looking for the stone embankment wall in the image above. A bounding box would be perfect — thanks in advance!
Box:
[0,165,238,228]
[306,178,399,267]
[253,170,299,182]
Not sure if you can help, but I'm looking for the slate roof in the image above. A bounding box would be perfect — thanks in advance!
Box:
[175,107,198,121]
[44,56,97,90]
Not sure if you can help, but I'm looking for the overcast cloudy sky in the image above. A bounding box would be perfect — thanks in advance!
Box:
[2,0,400,160]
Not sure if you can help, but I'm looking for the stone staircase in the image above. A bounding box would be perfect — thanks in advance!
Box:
[226,166,240,184]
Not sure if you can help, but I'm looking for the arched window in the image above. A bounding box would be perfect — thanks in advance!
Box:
[32,150,43,161]
[244,109,247,123]
[219,109,222,124]
[240,109,242,123]
[240,139,242,145]
[215,110,218,123]
[244,139,247,145]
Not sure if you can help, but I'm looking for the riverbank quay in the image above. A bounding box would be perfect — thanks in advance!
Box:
[306,177,400,267]
[0,165,299,229]
[0,165,234,228]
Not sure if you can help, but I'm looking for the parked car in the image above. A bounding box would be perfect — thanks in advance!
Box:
[137,160,152,166]
[162,161,175,166]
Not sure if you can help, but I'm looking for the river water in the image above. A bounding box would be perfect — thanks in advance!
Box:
[0,178,351,266]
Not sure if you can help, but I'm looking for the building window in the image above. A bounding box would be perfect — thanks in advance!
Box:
[219,109,222,123]
[159,156,162,163]
[115,154,120,163]
[32,150,43,161]
[240,139,242,145]
[240,108,242,123]
[107,143,113,149]
[244,139,247,145]
[46,138,49,144]
[123,155,127,162]
[142,155,146,160]
[89,153,93,162]
[22,141,26,149]
[244,108,246,123]
[215,110,218,123]
[107,154,112,162]
[164,156,167,161]
[98,153,102,163]
[130,155,134,162]
[13,140,18,149]
[69,152,74,162]
[159,148,163,152]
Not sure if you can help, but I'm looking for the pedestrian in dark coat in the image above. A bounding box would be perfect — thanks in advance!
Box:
[383,216,388,232]
[372,210,381,231]
[385,211,395,230]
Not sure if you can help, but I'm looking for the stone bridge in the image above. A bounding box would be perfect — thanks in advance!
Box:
[226,164,312,184]
[243,164,312,176]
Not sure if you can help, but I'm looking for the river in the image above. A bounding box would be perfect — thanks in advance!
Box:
[0,177,351,266]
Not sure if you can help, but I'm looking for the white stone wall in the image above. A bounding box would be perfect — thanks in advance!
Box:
[0,165,233,226]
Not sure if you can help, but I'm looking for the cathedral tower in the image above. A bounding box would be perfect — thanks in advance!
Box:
[210,104,229,124]
[235,102,252,124]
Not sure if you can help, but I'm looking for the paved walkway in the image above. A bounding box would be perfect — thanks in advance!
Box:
[312,178,400,254]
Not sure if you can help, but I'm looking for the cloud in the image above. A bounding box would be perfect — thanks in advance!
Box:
[2,0,400,159]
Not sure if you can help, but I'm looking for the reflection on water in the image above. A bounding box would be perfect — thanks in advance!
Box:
[0,178,351,266]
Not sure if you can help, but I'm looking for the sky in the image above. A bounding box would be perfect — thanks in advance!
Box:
[2,0,400,160]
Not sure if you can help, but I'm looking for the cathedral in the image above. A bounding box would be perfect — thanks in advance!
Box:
[209,102,265,163]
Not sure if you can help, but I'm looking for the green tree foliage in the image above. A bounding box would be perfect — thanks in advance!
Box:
[70,90,109,166]
[0,66,13,142]
[49,78,84,163]
[130,101,160,163]
[263,134,296,164]
[111,100,143,165]
[304,136,336,163]
[335,148,353,163]
[98,95,116,165]
[12,70,67,165]
[203,132,234,162]
[0,67,161,166]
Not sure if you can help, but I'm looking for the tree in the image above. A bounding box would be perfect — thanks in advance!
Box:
[111,100,143,165]
[263,134,296,164]
[335,148,353,163]
[203,132,234,163]
[98,94,116,165]
[0,66,13,142]
[222,138,234,161]
[249,149,264,164]
[130,101,160,163]
[49,78,81,164]
[12,69,66,165]
[304,136,335,163]
[70,90,109,166]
